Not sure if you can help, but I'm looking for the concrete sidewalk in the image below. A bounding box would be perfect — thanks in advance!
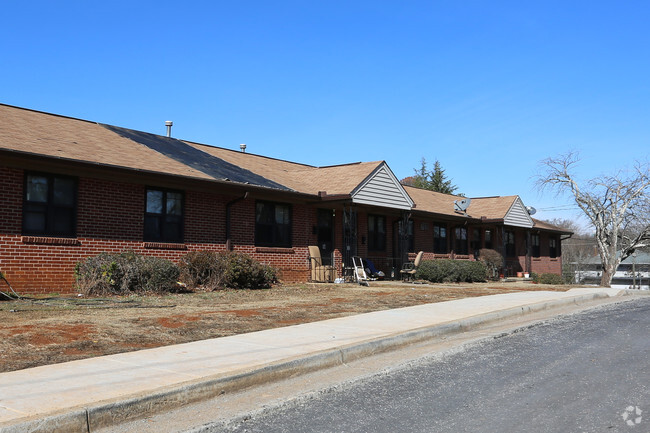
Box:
[0,288,641,433]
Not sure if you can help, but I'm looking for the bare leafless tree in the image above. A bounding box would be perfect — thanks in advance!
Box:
[537,152,650,287]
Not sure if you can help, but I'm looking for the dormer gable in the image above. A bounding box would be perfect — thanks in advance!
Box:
[504,196,534,228]
[351,162,414,210]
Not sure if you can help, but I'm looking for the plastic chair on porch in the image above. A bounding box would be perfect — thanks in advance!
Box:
[308,246,335,282]
[352,256,369,286]
[400,251,424,281]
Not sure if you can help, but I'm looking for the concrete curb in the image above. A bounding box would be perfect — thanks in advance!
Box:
[0,291,634,433]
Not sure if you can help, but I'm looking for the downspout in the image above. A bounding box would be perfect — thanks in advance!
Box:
[501,226,506,277]
[560,233,573,275]
[226,192,249,251]
[526,230,532,274]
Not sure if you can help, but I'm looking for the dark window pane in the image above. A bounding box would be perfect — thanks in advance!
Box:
[455,227,468,255]
[256,201,291,247]
[26,176,48,203]
[275,205,290,224]
[144,215,161,240]
[52,208,74,234]
[257,225,273,245]
[434,224,448,254]
[532,234,540,257]
[24,212,46,232]
[53,178,75,206]
[23,173,77,237]
[166,192,183,216]
[550,238,558,258]
[256,202,273,224]
[146,190,163,214]
[163,221,182,242]
[144,188,184,242]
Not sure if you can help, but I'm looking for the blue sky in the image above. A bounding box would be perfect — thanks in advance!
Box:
[2,1,649,232]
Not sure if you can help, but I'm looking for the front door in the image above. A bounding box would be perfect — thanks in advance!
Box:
[393,215,413,269]
[317,209,334,266]
[342,206,357,267]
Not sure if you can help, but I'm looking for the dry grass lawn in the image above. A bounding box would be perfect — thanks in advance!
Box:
[0,280,572,372]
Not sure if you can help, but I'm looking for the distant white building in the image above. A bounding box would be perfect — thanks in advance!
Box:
[574,251,650,290]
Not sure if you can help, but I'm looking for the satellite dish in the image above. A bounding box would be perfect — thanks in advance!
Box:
[526,206,537,215]
[454,198,471,212]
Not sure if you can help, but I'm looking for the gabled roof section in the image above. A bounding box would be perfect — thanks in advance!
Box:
[467,195,517,220]
[402,185,468,218]
[103,125,289,190]
[0,103,215,181]
[468,195,534,227]
[351,162,414,210]
[405,190,538,227]
[185,140,388,196]
[503,196,535,228]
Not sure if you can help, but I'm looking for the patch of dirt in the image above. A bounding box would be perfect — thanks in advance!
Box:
[0,281,572,373]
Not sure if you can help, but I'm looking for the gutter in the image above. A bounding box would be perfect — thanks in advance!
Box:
[0,149,320,199]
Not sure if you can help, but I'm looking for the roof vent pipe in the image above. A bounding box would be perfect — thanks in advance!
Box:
[165,121,173,137]
[240,143,247,153]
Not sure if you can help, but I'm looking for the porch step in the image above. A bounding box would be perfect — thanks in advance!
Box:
[502,277,535,283]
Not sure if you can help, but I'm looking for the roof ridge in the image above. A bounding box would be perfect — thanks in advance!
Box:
[317,161,373,169]
[183,140,317,169]
[402,184,465,199]
[0,102,98,125]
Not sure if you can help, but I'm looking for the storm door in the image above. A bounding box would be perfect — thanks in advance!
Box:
[393,212,413,269]
[317,209,334,266]
[342,206,357,267]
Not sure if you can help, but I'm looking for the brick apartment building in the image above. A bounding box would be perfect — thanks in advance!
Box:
[0,103,570,294]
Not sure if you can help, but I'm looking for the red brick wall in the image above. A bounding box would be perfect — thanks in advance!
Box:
[530,232,562,275]
[1,164,564,294]
[502,229,562,276]
[413,219,433,253]
[0,166,316,294]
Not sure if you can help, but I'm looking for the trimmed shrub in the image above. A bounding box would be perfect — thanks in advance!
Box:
[75,251,180,296]
[416,259,487,283]
[179,251,277,290]
[478,249,503,280]
[415,260,445,283]
[178,251,226,289]
[537,273,565,285]
[222,251,278,290]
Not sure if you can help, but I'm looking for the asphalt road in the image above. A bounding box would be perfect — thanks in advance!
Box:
[198,297,650,433]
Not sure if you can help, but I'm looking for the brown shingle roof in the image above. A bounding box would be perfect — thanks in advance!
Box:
[532,218,573,234]
[1,103,384,197]
[403,186,520,221]
[402,185,467,218]
[185,140,382,195]
[468,195,518,220]
[0,104,215,181]
[1,103,572,233]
